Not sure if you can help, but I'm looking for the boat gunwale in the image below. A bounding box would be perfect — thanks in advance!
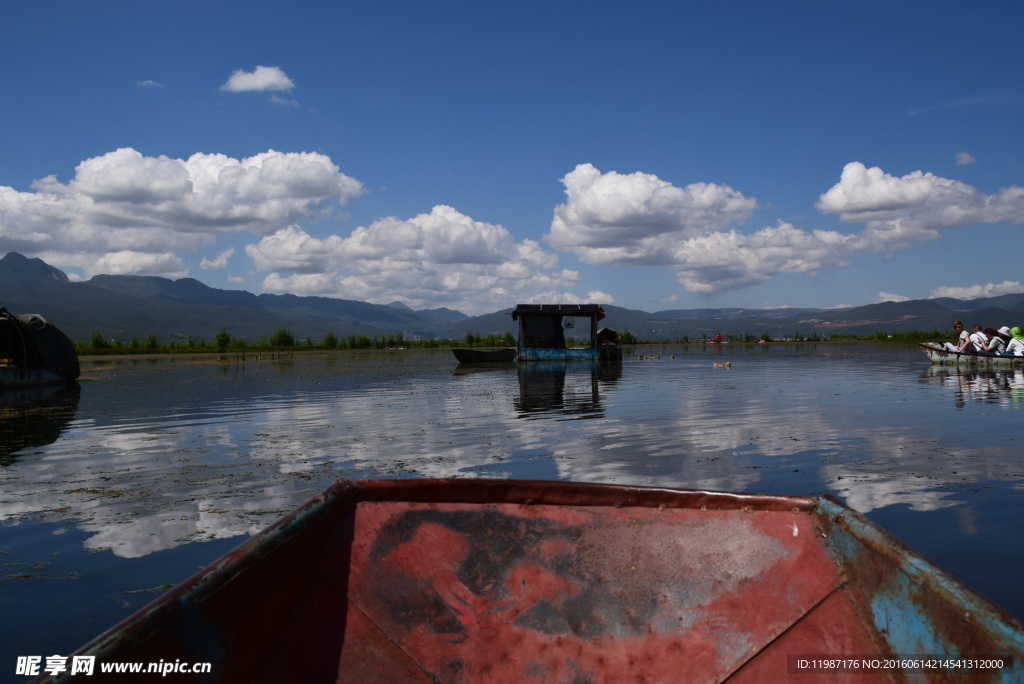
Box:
[815,497,1024,658]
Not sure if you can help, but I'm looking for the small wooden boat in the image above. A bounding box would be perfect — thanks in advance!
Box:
[33,479,1023,683]
[918,342,1023,368]
[451,347,517,363]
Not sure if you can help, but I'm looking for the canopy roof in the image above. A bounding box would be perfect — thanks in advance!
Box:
[510,304,605,320]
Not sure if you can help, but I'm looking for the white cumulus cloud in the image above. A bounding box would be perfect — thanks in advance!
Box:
[546,163,757,265]
[816,162,1024,249]
[544,164,859,295]
[929,281,1024,300]
[200,248,234,270]
[246,205,579,315]
[543,161,1024,298]
[93,251,188,277]
[0,148,364,278]
[220,65,295,92]
[670,221,856,294]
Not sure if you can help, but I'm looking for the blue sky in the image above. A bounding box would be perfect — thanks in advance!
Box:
[1,1,1022,315]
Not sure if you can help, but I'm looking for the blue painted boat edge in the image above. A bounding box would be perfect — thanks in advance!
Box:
[518,348,598,361]
[815,497,1024,676]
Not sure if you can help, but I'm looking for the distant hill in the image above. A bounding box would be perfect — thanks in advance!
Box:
[0,252,464,343]
[1,252,1021,343]
[930,293,1024,311]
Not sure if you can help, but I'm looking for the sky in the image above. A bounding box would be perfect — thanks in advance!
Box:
[1,1,1022,316]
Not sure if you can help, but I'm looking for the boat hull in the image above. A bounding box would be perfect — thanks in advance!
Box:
[0,366,74,390]
[918,342,1023,367]
[32,479,1024,683]
[517,347,597,361]
[451,348,517,363]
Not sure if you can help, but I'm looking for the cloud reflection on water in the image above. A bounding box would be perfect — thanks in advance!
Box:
[0,348,1022,563]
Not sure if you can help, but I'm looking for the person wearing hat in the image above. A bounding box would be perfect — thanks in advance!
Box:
[997,326,1013,349]
[1007,327,1024,356]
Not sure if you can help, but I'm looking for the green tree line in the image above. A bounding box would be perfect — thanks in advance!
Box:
[75,328,517,355]
[74,326,952,354]
[615,328,954,345]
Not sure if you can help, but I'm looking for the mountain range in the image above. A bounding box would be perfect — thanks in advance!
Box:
[2,252,1023,343]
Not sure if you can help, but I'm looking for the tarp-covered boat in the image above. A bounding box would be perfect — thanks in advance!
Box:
[451,347,517,363]
[0,307,79,389]
[919,342,1023,368]
[32,479,1024,683]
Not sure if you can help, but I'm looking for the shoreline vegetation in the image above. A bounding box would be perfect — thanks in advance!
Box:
[73,327,956,357]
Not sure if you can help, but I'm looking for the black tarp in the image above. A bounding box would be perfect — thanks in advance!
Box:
[0,307,80,380]
[519,315,566,350]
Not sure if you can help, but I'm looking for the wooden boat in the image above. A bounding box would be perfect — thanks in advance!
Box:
[31,479,1024,683]
[451,347,517,363]
[918,342,1023,368]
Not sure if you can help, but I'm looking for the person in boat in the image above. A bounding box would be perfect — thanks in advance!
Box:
[1007,327,1024,356]
[981,328,1007,354]
[943,321,972,352]
[968,324,988,352]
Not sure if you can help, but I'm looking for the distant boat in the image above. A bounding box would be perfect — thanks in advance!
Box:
[33,479,1024,683]
[918,342,1023,368]
[0,308,79,390]
[451,347,517,363]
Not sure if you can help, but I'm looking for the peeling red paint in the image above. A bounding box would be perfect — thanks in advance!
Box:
[30,479,1024,684]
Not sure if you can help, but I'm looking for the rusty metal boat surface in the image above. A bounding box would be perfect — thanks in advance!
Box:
[32,479,1023,683]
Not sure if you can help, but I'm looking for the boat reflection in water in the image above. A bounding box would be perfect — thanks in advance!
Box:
[0,382,81,465]
[922,366,1024,410]
[515,360,621,420]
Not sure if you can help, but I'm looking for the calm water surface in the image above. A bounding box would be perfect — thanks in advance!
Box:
[1,343,1022,669]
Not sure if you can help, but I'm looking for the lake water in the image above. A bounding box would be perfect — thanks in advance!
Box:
[2,343,1022,672]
